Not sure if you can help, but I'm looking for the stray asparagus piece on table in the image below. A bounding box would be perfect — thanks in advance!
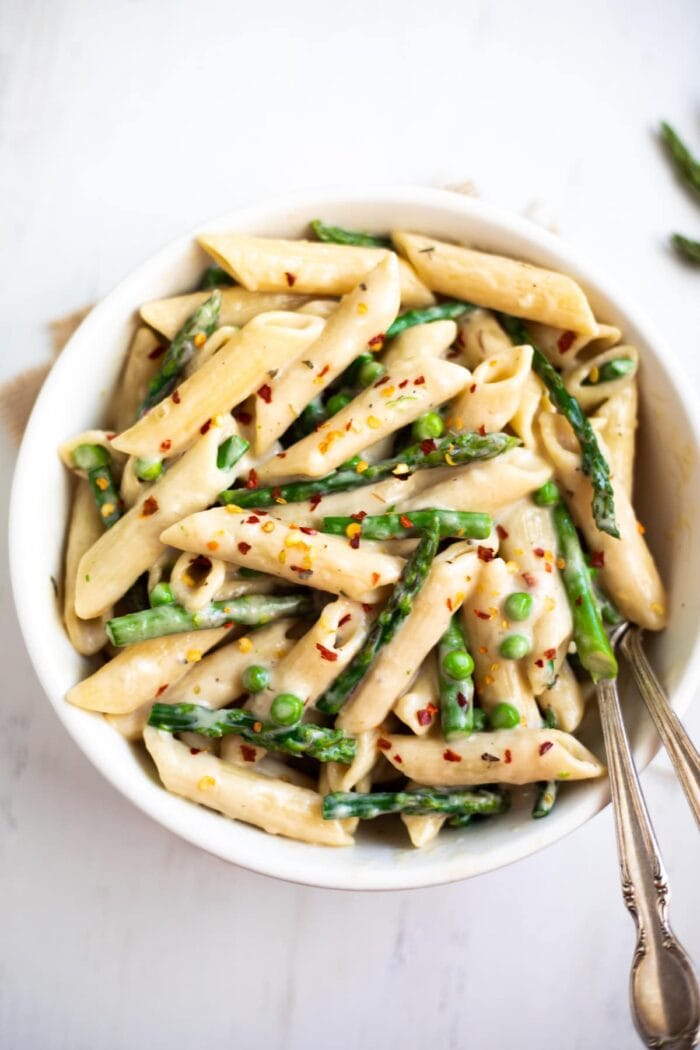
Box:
[315,515,441,714]
[310,219,391,249]
[659,122,700,200]
[220,431,519,508]
[384,300,475,340]
[438,615,476,739]
[500,314,619,538]
[71,444,122,528]
[322,786,509,821]
[671,233,700,264]
[322,509,492,541]
[148,703,357,763]
[552,502,618,681]
[138,289,222,416]
[106,593,311,647]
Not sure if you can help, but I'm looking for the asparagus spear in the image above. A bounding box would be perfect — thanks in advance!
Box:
[500,314,619,538]
[671,233,700,264]
[148,703,356,763]
[310,219,391,248]
[533,706,559,818]
[659,122,700,200]
[220,431,518,508]
[384,300,475,340]
[138,289,222,416]
[106,593,311,646]
[322,509,492,541]
[316,516,441,714]
[322,786,508,821]
[284,396,326,444]
[71,444,122,528]
[198,264,235,290]
[552,502,618,680]
[438,615,476,738]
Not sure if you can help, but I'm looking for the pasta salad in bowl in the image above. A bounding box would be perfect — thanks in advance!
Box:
[10,189,700,888]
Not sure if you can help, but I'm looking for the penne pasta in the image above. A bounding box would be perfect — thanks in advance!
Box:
[393,231,598,334]
[392,653,439,736]
[538,659,587,734]
[592,382,638,498]
[449,345,533,433]
[523,320,622,370]
[454,308,512,368]
[381,318,457,368]
[140,287,312,339]
[160,508,404,603]
[62,480,109,655]
[113,326,163,432]
[197,233,435,306]
[563,345,639,413]
[112,311,325,461]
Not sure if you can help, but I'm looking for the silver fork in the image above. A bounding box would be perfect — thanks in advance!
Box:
[596,622,700,1048]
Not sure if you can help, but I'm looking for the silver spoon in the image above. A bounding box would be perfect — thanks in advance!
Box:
[597,622,700,1048]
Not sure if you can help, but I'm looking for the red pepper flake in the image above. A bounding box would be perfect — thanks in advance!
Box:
[361,603,373,614]
[400,514,413,529]
[271,486,283,502]
[224,621,234,629]
[309,493,323,510]
[350,534,360,550]
[257,384,272,404]
[522,571,537,588]
[446,597,454,611]
[443,749,462,762]
[351,511,367,521]
[245,469,259,489]
[300,526,317,535]
[237,542,251,555]
[189,747,202,755]
[106,433,116,441]
[496,524,509,540]
[398,378,409,389]
[504,749,512,764]
[416,708,432,727]
[535,659,544,668]
[240,744,257,762]
[234,409,252,425]
[338,613,352,628]
[316,642,338,662]
[544,647,556,660]
[368,333,384,349]
[477,424,487,436]
[474,609,490,620]
[545,563,553,574]
[155,683,169,698]
[420,438,436,454]
[160,439,172,452]
[206,541,219,552]
[200,418,212,435]
[557,330,576,354]
[469,383,477,393]
[285,271,296,287]
[374,375,391,388]
[141,496,159,517]
[246,515,260,524]
[456,691,468,708]
[393,753,403,764]
[575,595,583,606]
[148,345,166,359]
[413,375,426,385]
[344,420,353,432]
[318,364,330,379]
[477,545,495,562]
[533,546,545,558]
[277,452,287,459]
[377,737,392,751]
[481,752,500,763]
[172,389,181,404]
[539,741,554,756]
[590,550,605,569]
[371,572,380,586]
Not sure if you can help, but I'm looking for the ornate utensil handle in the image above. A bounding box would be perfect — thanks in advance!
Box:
[597,676,700,1048]
[620,627,700,831]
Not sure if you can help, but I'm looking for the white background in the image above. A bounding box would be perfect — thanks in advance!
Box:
[2,1,700,1047]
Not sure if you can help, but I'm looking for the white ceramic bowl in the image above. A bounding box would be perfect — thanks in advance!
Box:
[10,188,700,890]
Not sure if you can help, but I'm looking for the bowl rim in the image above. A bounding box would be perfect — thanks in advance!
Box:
[10,185,700,891]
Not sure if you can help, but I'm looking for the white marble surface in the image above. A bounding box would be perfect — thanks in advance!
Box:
[2,1,700,1047]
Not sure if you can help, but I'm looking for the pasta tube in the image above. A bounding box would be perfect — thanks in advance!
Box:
[380,728,605,786]
[160,508,404,603]
[140,288,312,339]
[449,345,533,433]
[381,318,457,368]
[593,382,638,497]
[563,345,639,412]
[63,481,109,655]
[113,326,163,432]
[393,654,439,736]
[454,308,512,367]
[393,231,597,335]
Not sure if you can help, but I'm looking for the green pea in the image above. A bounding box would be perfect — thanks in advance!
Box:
[149,582,175,607]
[270,692,303,725]
[533,480,560,507]
[504,592,533,622]
[411,411,445,442]
[358,359,386,387]
[325,391,352,417]
[472,707,488,732]
[242,665,270,693]
[499,634,531,660]
[134,456,164,481]
[346,353,373,385]
[490,702,521,729]
[442,649,474,680]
